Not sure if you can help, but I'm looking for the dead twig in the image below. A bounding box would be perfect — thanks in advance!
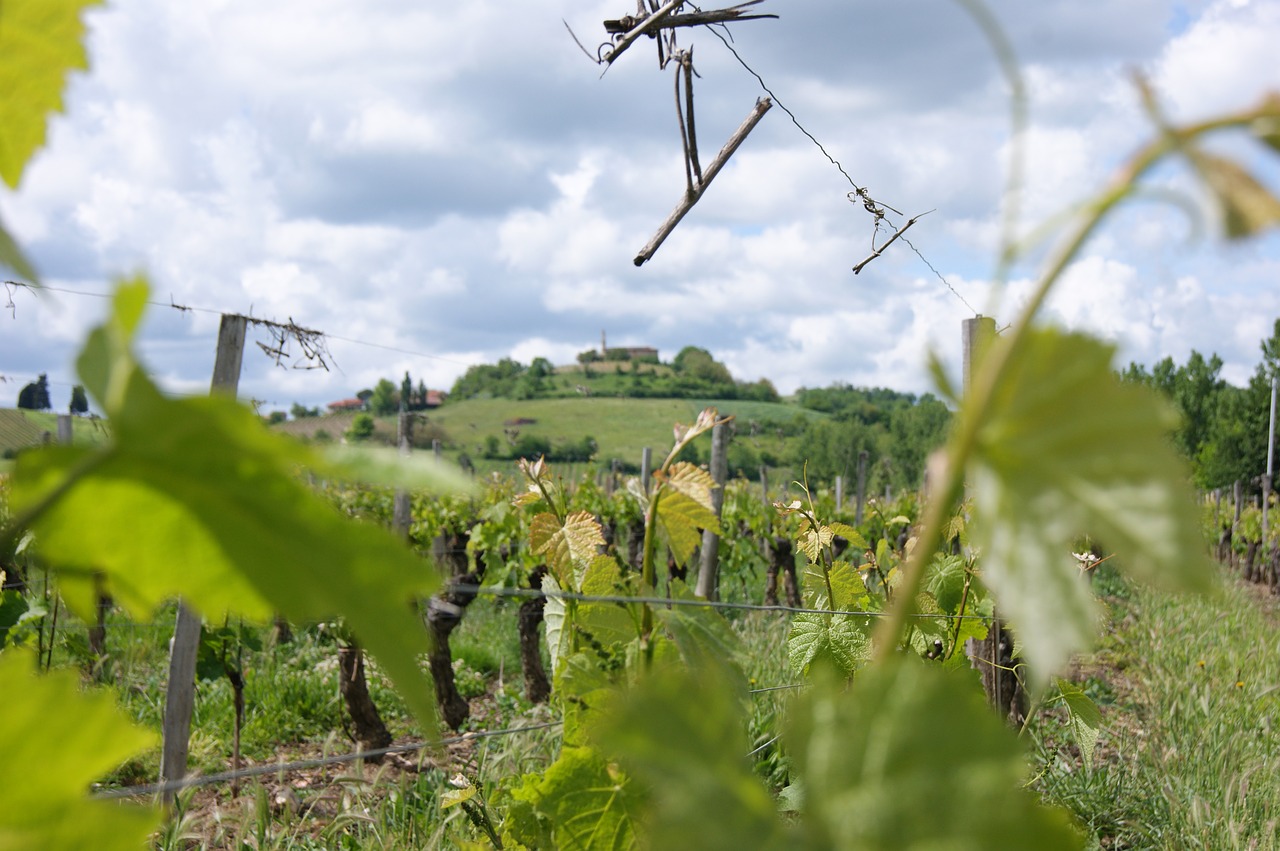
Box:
[852,211,931,275]
[635,97,773,266]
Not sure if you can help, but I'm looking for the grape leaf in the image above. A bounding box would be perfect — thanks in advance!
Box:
[10,279,441,731]
[505,746,639,851]
[789,660,1082,850]
[0,215,38,282]
[966,328,1216,686]
[0,0,100,189]
[1056,679,1102,771]
[827,522,867,550]
[0,651,160,851]
[652,462,719,568]
[531,510,605,586]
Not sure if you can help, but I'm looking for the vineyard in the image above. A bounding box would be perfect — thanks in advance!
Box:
[4,2,1280,850]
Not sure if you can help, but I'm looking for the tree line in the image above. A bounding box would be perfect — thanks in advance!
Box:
[1121,318,1279,493]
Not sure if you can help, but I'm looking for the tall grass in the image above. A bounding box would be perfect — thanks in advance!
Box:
[1035,567,1280,848]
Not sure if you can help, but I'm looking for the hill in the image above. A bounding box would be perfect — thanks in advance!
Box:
[0,409,110,461]
[276,397,825,481]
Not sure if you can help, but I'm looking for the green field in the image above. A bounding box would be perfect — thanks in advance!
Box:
[272,397,825,479]
[0,409,110,461]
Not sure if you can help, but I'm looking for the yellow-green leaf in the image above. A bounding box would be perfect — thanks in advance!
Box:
[10,279,441,732]
[1056,679,1102,771]
[0,651,161,851]
[530,510,605,586]
[0,0,100,189]
[0,214,39,282]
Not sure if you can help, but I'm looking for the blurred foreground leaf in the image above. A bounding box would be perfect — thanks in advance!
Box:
[789,660,1082,849]
[966,328,1215,685]
[0,651,159,851]
[9,279,441,730]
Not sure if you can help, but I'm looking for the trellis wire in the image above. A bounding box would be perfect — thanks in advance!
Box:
[91,721,564,801]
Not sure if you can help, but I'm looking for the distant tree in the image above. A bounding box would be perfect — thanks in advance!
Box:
[416,379,428,408]
[290,402,321,419]
[17,374,51,410]
[346,413,376,442]
[577,349,600,364]
[356,389,374,405]
[266,410,287,425]
[400,372,413,412]
[369,378,398,416]
[69,384,89,415]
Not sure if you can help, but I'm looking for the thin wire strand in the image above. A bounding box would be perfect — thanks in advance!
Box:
[702,26,978,315]
[91,721,563,800]
[450,583,996,621]
[1,280,476,369]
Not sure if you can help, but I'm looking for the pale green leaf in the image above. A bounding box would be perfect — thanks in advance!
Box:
[967,328,1215,686]
[1056,679,1103,772]
[789,660,1082,850]
[576,556,639,653]
[542,573,568,677]
[787,611,872,678]
[440,786,477,809]
[0,651,160,851]
[10,279,441,730]
[322,445,477,496]
[0,0,100,189]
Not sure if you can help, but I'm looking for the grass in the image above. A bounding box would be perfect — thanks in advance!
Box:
[1033,565,1280,848]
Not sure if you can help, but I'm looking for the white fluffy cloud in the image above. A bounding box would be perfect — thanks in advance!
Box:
[2,0,1279,412]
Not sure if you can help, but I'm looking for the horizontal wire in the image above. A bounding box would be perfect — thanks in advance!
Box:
[1,280,476,369]
[450,583,996,621]
[90,720,563,801]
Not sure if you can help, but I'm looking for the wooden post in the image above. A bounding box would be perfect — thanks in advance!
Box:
[160,314,246,799]
[56,414,72,445]
[432,438,442,462]
[696,422,730,600]
[759,465,769,507]
[1263,376,1276,556]
[854,450,869,525]
[393,409,412,540]
[641,447,653,496]
[835,475,843,513]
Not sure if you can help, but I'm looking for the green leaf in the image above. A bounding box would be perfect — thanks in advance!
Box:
[576,556,639,654]
[0,651,160,850]
[787,611,872,677]
[967,328,1216,686]
[0,0,100,189]
[506,746,639,851]
[653,462,719,568]
[10,279,441,731]
[322,445,477,497]
[1056,679,1103,771]
[788,660,1083,850]
[827,522,867,550]
[593,662,795,851]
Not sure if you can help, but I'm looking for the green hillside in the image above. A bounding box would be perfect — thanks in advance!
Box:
[0,409,110,460]
[275,397,824,480]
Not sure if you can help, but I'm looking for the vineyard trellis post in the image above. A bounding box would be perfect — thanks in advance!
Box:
[392,406,412,540]
[1263,375,1275,561]
[695,420,730,600]
[835,475,843,512]
[855,449,869,525]
[961,316,1026,723]
[56,413,72,445]
[160,313,247,799]
[641,446,653,495]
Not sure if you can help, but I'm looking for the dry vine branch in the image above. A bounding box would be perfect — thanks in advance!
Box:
[852,211,932,274]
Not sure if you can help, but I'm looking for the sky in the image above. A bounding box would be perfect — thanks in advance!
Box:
[2,0,1280,415]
